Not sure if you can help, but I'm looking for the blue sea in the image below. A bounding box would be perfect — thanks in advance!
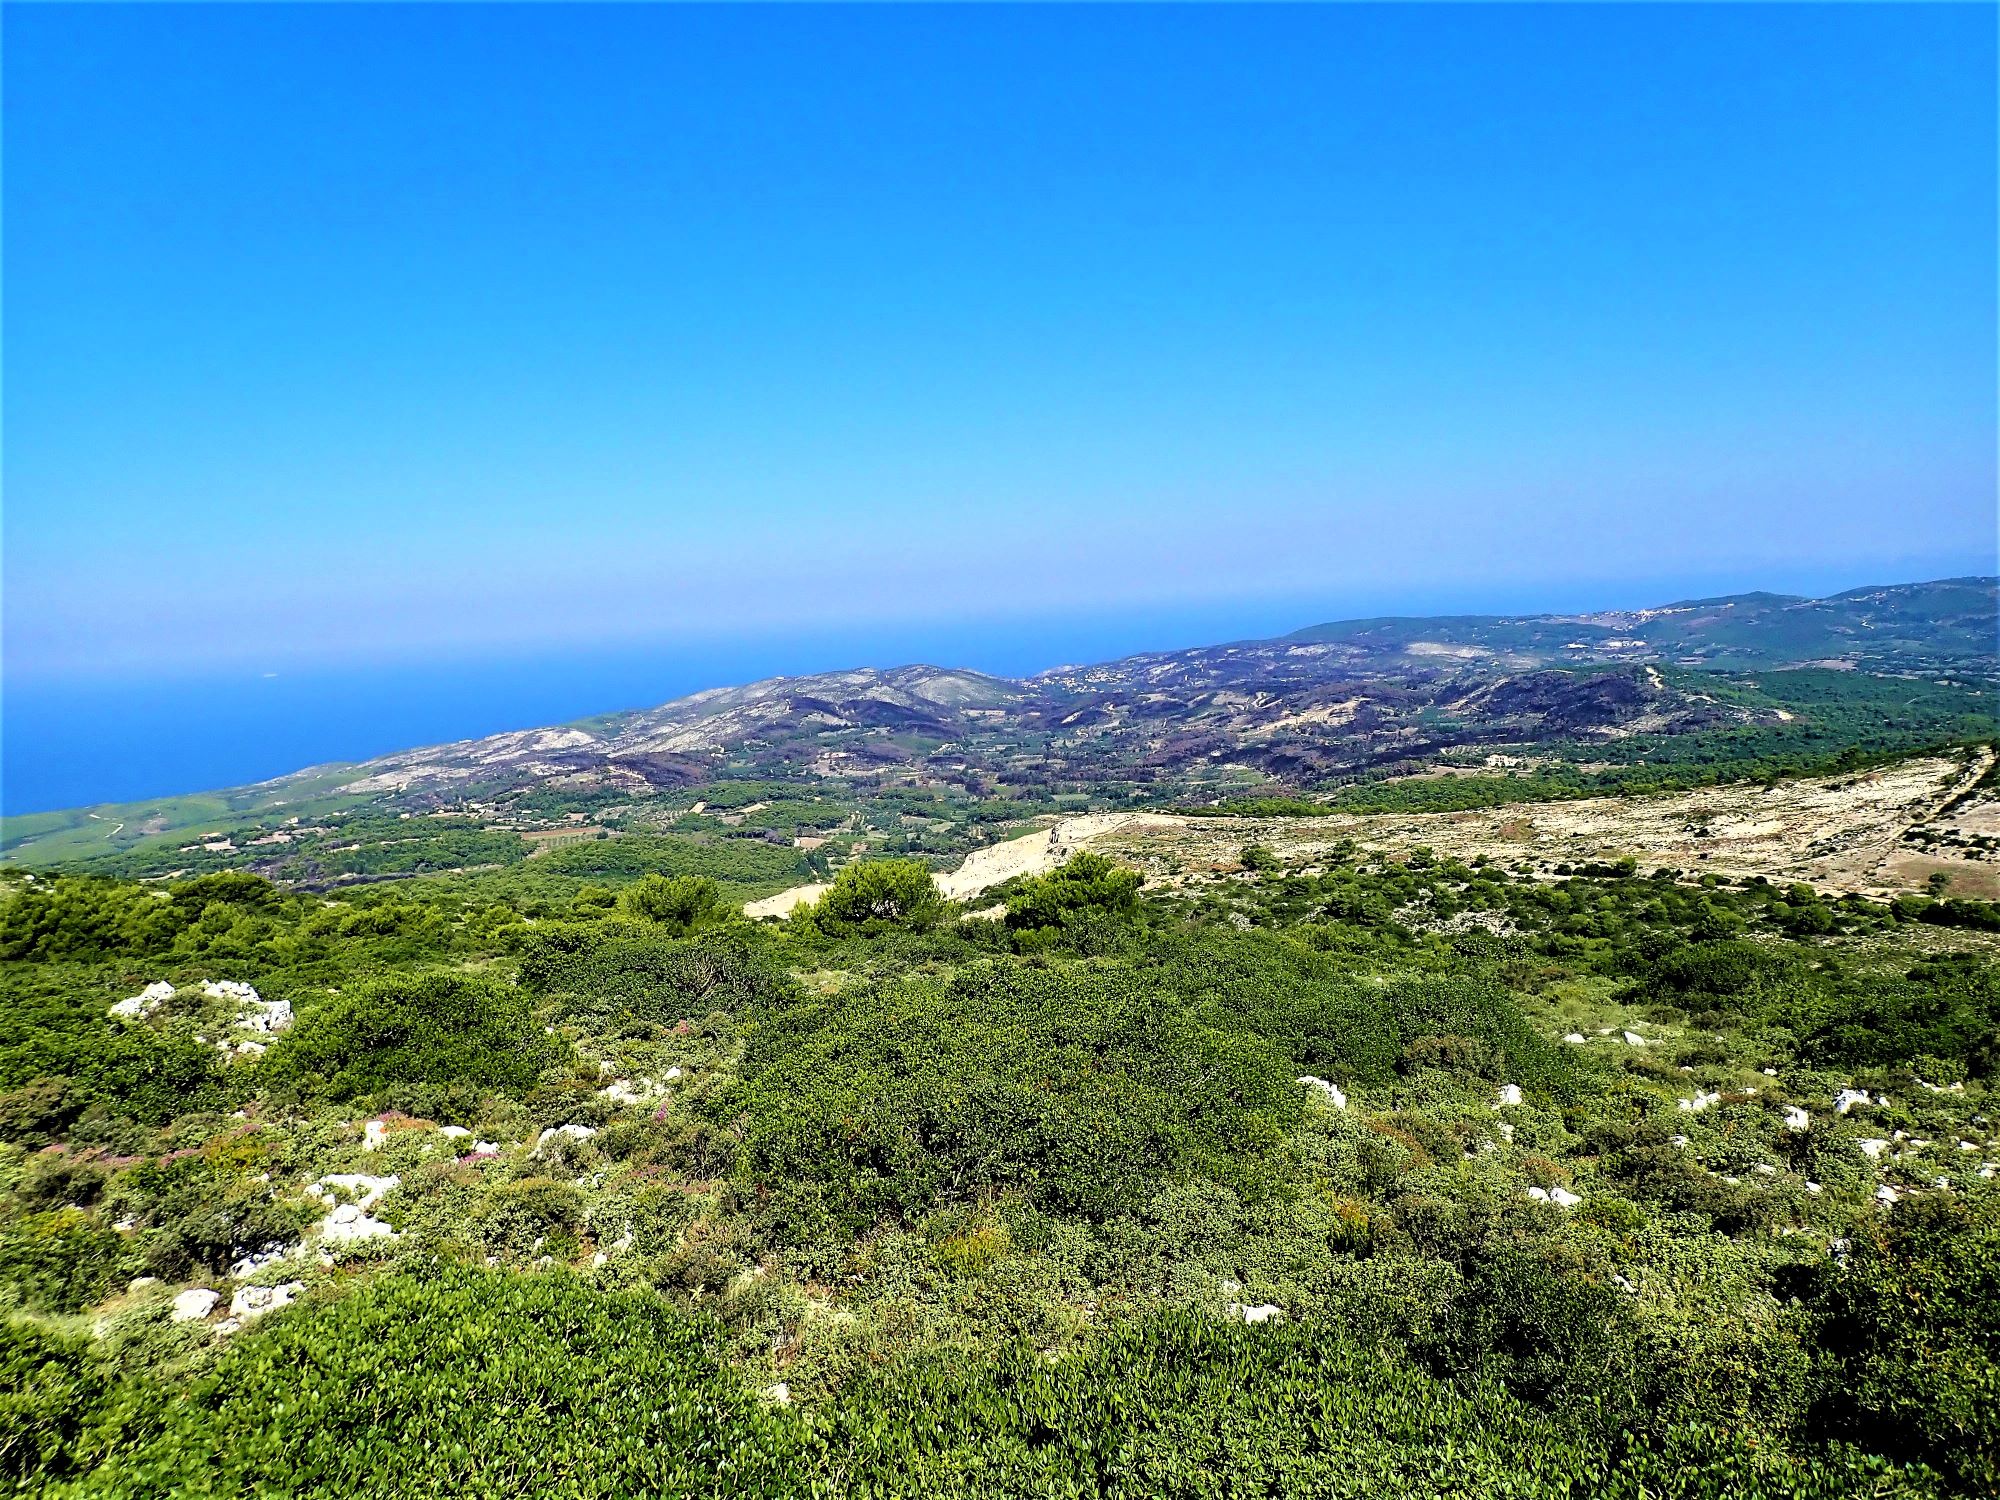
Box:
[0,567,1939,815]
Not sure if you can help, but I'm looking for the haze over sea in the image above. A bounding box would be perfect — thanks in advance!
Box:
[8,561,1984,817]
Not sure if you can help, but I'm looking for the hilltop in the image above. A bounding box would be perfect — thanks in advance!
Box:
[6,575,2000,1499]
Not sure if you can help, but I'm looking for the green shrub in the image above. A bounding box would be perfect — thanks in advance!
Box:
[263,972,563,1109]
[121,1139,308,1282]
[808,859,945,935]
[1806,1192,2000,1494]
[0,1208,126,1313]
[76,1266,799,1499]
[1004,853,1141,932]
[0,968,229,1129]
[621,875,730,932]
[724,959,1299,1243]
[517,925,789,1029]
[0,1316,154,1487]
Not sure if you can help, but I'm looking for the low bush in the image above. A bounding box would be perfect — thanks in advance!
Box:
[262,972,563,1111]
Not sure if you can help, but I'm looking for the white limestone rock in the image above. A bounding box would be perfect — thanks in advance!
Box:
[597,1079,659,1107]
[1782,1106,1811,1132]
[111,981,176,1021]
[170,1287,220,1322]
[322,1202,396,1245]
[533,1124,598,1156]
[308,1174,399,1244]
[229,1281,303,1321]
[307,1174,398,1212]
[229,1243,293,1279]
[203,980,292,1034]
[1298,1076,1347,1109]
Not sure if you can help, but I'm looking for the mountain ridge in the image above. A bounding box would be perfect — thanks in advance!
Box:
[5,576,1993,873]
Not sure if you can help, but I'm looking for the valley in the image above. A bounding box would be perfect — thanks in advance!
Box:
[5,576,1998,1498]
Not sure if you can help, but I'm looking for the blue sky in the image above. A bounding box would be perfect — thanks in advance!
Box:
[6,3,1995,682]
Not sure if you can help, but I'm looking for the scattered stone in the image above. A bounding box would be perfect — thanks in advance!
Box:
[111,981,175,1021]
[229,1282,303,1321]
[170,1288,220,1322]
[598,1080,657,1107]
[229,1243,293,1279]
[1298,1076,1347,1108]
[1621,1031,1646,1047]
[1833,1089,1872,1116]
[1495,1084,1523,1109]
[308,1174,399,1245]
[362,1120,389,1151]
[1562,1033,1588,1045]
[203,981,293,1035]
[533,1124,598,1155]
[308,1174,398,1211]
[1858,1139,1891,1160]
[1782,1106,1811,1132]
[323,1202,395,1245]
[1678,1091,1721,1114]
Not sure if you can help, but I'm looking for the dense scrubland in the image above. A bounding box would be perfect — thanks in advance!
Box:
[5,813,1999,1498]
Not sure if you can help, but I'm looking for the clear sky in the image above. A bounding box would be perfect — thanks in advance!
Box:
[5,3,1995,682]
